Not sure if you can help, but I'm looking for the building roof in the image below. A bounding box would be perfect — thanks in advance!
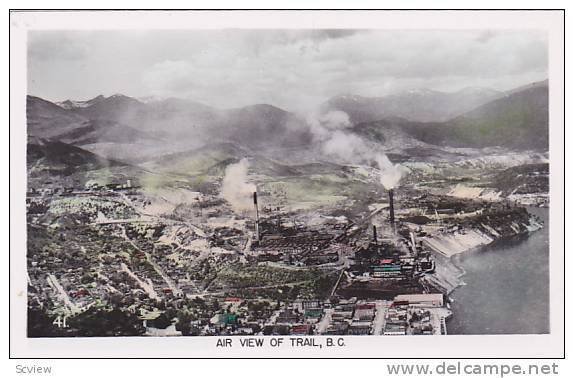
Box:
[394,293,443,303]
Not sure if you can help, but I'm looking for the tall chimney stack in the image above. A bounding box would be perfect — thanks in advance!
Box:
[388,189,395,233]
[253,192,260,241]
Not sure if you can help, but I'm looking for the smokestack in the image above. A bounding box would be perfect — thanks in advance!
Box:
[388,189,395,233]
[373,225,378,243]
[253,192,260,241]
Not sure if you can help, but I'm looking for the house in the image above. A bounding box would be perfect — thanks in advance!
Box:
[276,309,300,324]
[304,308,323,323]
[291,324,312,335]
[383,323,406,336]
[348,321,372,335]
[353,303,376,321]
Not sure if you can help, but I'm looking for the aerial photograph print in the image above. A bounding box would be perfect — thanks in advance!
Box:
[24,26,550,339]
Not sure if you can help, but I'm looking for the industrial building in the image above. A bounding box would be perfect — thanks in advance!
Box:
[394,293,444,307]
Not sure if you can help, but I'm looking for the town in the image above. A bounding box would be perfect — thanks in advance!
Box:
[26,153,544,338]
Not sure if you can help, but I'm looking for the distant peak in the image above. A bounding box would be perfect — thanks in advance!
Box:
[527,79,549,88]
[102,94,144,105]
[244,103,285,112]
[109,93,130,99]
[504,79,549,95]
[56,94,108,109]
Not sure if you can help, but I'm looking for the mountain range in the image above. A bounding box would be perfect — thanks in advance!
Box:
[26,79,549,173]
[352,80,548,150]
[324,86,503,124]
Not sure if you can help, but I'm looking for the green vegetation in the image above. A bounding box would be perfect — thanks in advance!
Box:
[431,86,548,149]
[214,265,339,300]
[491,163,549,195]
[213,265,317,289]
[67,307,146,337]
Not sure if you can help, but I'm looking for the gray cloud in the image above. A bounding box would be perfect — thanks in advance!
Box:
[28,32,89,61]
[28,29,548,112]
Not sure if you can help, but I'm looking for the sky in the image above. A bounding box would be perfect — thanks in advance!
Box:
[27,29,548,112]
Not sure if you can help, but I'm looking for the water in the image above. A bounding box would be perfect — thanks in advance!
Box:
[447,207,549,334]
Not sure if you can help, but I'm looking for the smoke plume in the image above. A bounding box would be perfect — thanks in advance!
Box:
[306,110,407,188]
[221,158,257,213]
[306,110,374,163]
[376,154,405,190]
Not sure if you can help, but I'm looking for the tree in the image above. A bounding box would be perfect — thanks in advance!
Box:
[81,272,93,284]
[27,308,69,337]
[66,307,145,337]
[175,311,194,336]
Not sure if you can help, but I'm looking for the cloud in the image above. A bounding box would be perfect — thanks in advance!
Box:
[28,32,89,61]
[475,30,498,43]
[28,30,548,110]
[143,60,197,93]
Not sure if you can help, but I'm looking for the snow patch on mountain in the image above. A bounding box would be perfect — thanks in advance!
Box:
[56,95,105,110]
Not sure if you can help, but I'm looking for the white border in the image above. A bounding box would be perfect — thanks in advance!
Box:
[9,9,565,358]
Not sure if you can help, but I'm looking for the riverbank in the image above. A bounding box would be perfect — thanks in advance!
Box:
[421,206,544,296]
[421,208,543,258]
[446,207,549,334]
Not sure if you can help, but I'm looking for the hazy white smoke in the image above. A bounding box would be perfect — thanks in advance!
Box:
[221,158,257,213]
[307,110,373,163]
[307,110,352,133]
[307,110,407,189]
[376,154,405,190]
[321,131,374,162]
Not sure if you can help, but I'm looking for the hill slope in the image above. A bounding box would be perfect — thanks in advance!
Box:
[28,95,311,153]
[27,96,89,139]
[442,81,548,149]
[27,137,126,177]
[354,80,548,151]
[325,87,502,123]
[27,96,157,147]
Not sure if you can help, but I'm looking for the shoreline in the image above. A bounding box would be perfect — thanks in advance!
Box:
[424,207,545,296]
[422,206,543,259]
[444,206,549,334]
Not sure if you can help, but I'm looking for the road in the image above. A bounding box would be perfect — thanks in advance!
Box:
[330,270,346,297]
[240,233,253,264]
[118,225,182,297]
[120,263,159,300]
[145,249,183,297]
[316,308,334,334]
[47,274,80,315]
[372,300,390,335]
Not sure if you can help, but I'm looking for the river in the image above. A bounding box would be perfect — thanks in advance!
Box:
[447,207,549,334]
